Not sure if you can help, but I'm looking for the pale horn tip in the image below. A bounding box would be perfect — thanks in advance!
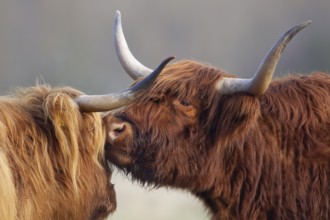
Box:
[286,20,311,40]
[302,20,312,26]
[115,10,121,17]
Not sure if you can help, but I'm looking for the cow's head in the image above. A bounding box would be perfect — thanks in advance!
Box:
[105,11,310,190]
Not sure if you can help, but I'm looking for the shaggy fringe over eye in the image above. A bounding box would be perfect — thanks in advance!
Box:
[0,85,106,219]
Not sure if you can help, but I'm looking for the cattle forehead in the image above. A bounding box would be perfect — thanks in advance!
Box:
[148,61,227,98]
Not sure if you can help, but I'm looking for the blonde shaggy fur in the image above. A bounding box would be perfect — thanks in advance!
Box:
[0,85,116,220]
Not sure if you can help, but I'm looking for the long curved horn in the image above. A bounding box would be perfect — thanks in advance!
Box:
[114,10,153,80]
[216,20,311,96]
[75,56,174,112]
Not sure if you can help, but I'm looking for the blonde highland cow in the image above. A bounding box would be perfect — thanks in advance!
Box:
[0,42,172,219]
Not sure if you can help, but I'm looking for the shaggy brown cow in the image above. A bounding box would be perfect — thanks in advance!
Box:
[0,54,172,219]
[105,11,330,220]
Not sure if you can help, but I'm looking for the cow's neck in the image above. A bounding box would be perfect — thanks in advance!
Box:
[194,124,277,219]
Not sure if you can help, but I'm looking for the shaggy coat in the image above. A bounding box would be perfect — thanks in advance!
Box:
[0,85,116,220]
[106,60,330,220]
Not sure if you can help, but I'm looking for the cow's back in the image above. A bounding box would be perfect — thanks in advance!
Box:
[260,72,330,219]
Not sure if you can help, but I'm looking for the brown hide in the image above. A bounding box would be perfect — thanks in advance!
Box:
[106,60,330,220]
[0,85,116,220]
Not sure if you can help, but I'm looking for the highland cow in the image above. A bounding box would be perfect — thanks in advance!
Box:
[105,11,330,220]
[0,53,171,219]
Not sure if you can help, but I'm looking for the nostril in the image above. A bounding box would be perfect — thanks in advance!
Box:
[110,123,125,132]
[108,123,127,145]
[113,124,126,133]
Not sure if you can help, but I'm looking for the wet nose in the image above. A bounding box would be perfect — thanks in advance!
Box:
[107,121,130,145]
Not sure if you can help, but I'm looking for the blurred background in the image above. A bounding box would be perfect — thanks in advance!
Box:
[1,1,329,219]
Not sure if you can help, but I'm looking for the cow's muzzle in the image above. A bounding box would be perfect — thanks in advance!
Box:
[104,115,134,167]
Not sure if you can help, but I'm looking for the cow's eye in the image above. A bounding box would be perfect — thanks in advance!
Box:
[180,99,191,106]
[151,98,161,104]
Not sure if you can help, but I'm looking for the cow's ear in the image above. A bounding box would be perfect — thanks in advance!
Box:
[213,93,260,138]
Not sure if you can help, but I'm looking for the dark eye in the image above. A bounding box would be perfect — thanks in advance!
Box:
[180,99,191,106]
[151,97,161,104]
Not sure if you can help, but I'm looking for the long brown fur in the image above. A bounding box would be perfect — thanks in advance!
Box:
[107,60,330,220]
[0,85,116,220]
